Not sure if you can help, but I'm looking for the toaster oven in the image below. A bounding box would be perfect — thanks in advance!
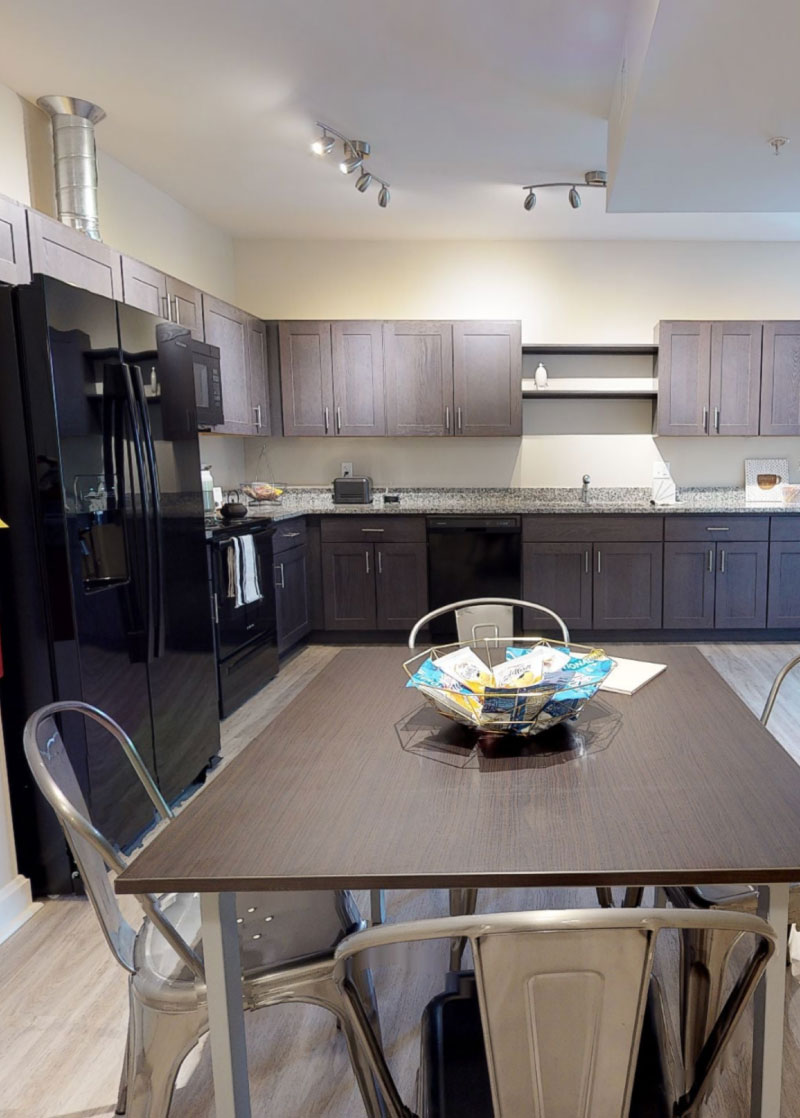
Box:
[333,476,373,504]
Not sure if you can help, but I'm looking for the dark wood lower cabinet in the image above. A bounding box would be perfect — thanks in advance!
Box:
[522,541,592,632]
[663,541,716,629]
[715,541,768,628]
[274,543,311,653]
[593,542,663,629]
[321,541,376,630]
[376,543,428,629]
[768,541,800,627]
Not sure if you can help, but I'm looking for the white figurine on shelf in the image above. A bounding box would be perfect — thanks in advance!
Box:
[534,362,548,389]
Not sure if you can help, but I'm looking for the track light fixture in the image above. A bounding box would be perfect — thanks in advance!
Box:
[521,170,606,211]
[311,122,391,207]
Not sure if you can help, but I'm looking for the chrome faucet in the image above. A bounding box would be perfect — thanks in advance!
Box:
[582,475,591,505]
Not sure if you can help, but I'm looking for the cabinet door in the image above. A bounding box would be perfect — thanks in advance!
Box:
[27,209,123,299]
[768,541,800,627]
[663,542,715,629]
[332,321,386,436]
[375,542,428,630]
[121,255,167,317]
[522,542,592,632]
[203,295,253,434]
[279,321,334,436]
[0,194,31,284]
[760,321,800,436]
[593,542,663,629]
[166,275,204,341]
[655,321,712,436]
[384,321,453,436]
[709,321,762,436]
[714,541,768,628]
[246,316,270,435]
[322,541,376,629]
[275,543,311,652]
[453,321,522,436]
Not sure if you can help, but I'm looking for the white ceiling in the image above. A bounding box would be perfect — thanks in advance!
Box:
[1,0,799,240]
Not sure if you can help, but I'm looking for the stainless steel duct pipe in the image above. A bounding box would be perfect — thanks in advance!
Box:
[37,96,106,240]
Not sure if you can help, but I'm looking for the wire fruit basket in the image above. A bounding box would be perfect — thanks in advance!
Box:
[404,637,614,737]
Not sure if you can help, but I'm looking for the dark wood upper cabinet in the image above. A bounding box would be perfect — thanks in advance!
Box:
[246,315,269,435]
[655,321,712,436]
[714,541,768,629]
[453,321,522,436]
[384,321,454,436]
[709,321,762,436]
[279,321,334,437]
[0,194,31,285]
[121,255,168,317]
[662,541,716,629]
[760,321,800,436]
[204,295,255,435]
[165,275,204,341]
[592,542,663,629]
[321,541,376,629]
[332,321,386,436]
[27,209,123,300]
[522,541,592,632]
[375,542,428,629]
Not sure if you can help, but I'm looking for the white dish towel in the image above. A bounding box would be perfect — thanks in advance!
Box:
[226,536,262,607]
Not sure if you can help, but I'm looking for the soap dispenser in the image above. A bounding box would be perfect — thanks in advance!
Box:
[534,362,548,389]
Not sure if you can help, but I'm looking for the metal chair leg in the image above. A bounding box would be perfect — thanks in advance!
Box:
[125,988,207,1118]
[596,886,644,908]
[678,926,741,1082]
[115,1016,130,1114]
[448,888,478,970]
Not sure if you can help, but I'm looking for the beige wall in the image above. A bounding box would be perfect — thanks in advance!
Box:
[2,80,236,302]
[233,238,800,489]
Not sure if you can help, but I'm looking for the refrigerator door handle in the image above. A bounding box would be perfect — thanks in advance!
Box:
[130,363,165,661]
[120,362,156,664]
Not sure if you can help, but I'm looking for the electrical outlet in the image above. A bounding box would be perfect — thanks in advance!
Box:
[341,462,353,478]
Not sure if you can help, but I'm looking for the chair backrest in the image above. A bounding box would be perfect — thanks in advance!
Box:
[23,701,204,979]
[408,598,570,649]
[334,908,774,1118]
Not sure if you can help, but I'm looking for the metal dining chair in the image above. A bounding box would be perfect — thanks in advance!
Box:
[332,907,775,1118]
[24,701,382,1118]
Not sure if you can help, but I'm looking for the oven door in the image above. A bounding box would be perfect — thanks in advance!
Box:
[193,349,224,428]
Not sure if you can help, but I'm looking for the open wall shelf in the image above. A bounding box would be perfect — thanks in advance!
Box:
[522,343,659,401]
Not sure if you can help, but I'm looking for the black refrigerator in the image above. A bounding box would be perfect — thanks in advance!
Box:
[0,276,220,894]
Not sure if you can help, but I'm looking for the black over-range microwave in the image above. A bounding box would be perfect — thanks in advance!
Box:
[190,338,224,428]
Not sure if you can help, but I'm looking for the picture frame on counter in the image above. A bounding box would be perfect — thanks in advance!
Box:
[745,458,790,504]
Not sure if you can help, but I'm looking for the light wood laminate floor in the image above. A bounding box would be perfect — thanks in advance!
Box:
[1,641,799,1118]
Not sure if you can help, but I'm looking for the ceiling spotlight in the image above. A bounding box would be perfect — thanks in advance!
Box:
[355,171,372,192]
[568,186,581,208]
[521,170,605,212]
[378,184,390,208]
[311,132,335,156]
[340,154,362,174]
[523,190,536,211]
[339,139,370,174]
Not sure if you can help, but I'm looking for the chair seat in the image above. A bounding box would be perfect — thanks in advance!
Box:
[668,883,800,923]
[418,972,675,1118]
[134,890,363,1002]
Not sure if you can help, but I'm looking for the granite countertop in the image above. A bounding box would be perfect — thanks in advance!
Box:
[204,487,800,528]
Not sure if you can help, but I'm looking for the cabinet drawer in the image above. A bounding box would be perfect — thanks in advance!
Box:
[273,518,307,553]
[321,515,426,542]
[664,516,769,541]
[770,516,800,542]
[522,516,663,542]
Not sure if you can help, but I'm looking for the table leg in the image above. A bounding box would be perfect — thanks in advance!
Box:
[200,892,252,1118]
[751,883,789,1118]
[370,888,386,926]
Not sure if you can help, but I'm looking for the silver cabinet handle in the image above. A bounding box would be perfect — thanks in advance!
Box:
[324,406,329,434]
[706,526,730,532]
[719,549,726,574]
[254,404,262,429]
[714,407,720,433]
[707,548,714,572]
[457,406,463,433]
[596,550,602,574]
[584,549,590,574]
[445,405,450,432]
[212,591,219,624]
[365,549,370,575]
[281,530,301,539]
[172,295,181,325]
[274,563,285,589]
[377,550,383,575]
[161,294,170,320]
[361,527,385,533]
[702,406,709,433]
[336,405,342,433]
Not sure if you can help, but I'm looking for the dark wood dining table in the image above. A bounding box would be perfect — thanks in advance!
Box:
[117,644,800,1118]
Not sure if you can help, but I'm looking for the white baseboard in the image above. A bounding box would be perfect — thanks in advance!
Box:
[0,874,42,946]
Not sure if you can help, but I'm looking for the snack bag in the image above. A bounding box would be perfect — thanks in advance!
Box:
[434,647,495,695]
[407,656,483,720]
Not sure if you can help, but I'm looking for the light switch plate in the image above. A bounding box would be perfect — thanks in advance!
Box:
[341,462,353,478]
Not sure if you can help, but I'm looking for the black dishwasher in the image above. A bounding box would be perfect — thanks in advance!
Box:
[427,517,521,639]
